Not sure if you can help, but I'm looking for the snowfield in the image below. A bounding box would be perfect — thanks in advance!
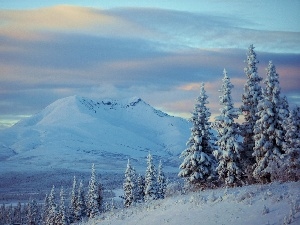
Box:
[87,181,300,225]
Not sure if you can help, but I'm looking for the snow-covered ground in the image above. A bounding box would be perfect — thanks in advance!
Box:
[87,181,300,225]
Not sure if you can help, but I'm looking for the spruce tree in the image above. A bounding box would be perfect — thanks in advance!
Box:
[57,187,68,225]
[123,159,138,207]
[212,69,243,186]
[253,61,285,182]
[14,202,22,224]
[282,106,300,180]
[42,194,49,225]
[136,174,145,202]
[27,199,39,225]
[6,204,13,225]
[178,83,216,186]
[47,186,58,225]
[75,180,86,220]
[87,164,101,218]
[69,176,77,223]
[157,160,167,199]
[0,204,5,225]
[240,44,263,176]
[144,152,158,201]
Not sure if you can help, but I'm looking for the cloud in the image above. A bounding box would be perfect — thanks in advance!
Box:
[0,5,299,128]
[0,5,158,42]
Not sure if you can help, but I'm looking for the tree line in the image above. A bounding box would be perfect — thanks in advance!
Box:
[179,44,300,188]
[0,153,167,225]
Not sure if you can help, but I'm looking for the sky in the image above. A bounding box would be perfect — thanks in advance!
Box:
[0,0,300,129]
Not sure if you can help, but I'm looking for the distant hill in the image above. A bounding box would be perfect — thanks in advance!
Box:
[0,96,190,173]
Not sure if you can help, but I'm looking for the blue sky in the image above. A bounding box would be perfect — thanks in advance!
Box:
[0,0,300,129]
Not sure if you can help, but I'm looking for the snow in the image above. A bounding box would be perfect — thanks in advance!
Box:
[86,181,300,225]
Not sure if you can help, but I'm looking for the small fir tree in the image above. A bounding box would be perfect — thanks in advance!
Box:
[87,164,101,218]
[14,202,22,224]
[144,152,158,201]
[136,174,145,202]
[42,194,49,225]
[212,69,243,186]
[253,61,285,182]
[56,187,68,225]
[6,204,13,225]
[47,186,58,225]
[123,159,138,207]
[75,180,86,220]
[157,160,167,199]
[67,176,76,222]
[178,83,216,186]
[69,176,77,223]
[240,44,263,177]
[0,204,5,225]
[27,199,39,225]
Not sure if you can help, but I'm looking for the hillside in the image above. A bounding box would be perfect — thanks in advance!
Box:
[87,181,300,225]
[0,96,190,173]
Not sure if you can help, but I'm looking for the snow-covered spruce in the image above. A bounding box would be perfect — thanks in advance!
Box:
[46,185,58,225]
[123,159,138,207]
[282,106,300,180]
[253,61,286,183]
[240,44,263,178]
[27,199,40,225]
[56,187,69,225]
[137,174,145,202]
[69,176,77,223]
[212,69,242,186]
[179,83,216,187]
[75,179,87,220]
[144,152,159,201]
[157,160,167,199]
[86,164,102,218]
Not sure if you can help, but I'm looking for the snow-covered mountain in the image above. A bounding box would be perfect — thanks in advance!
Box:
[0,96,190,173]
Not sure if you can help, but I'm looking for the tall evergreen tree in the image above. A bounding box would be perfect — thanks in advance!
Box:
[213,69,243,186]
[42,194,49,225]
[136,174,145,202]
[282,106,300,180]
[157,160,167,199]
[47,186,58,225]
[253,61,285,182]
[14,202,22,224]
[87,164,101,218]
[69,176,77,223]
[144,152,158,201]
[27,199,39,225]
[178,83,216,186]
[123,159,138,207]
[6,204,13,225]
[0,204,5,225]
[75,180,86,220]
[57,187,68,225]
[240,44,263,175]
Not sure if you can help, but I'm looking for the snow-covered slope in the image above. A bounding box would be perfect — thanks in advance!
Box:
[88,181,300,225]
[0,96,190,173]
